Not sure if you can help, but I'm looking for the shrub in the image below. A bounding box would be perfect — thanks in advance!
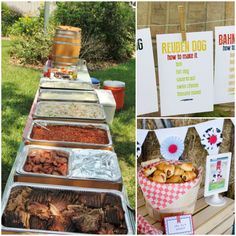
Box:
[1,3,22,36]
[54,2,135,62]
[8,2,135,65]
[80,34,110,61]
[9,15,55,65]
[10,31,53,65]
[8,14,57,37]
[8,16,44,36]
[9,14,56,65]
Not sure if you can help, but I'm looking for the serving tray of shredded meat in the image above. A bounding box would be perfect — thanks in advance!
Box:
[1,183,133,234]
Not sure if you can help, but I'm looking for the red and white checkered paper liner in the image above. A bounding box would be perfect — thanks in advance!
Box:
[138,160,202,210]
[137,214,163,235]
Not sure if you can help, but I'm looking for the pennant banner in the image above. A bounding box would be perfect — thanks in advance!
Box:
[194,119,224,155]
[137,129,149,158]
[137,129,149,146]
[231,118,235,126]
[155,126,189,160]
[137,119,225,158]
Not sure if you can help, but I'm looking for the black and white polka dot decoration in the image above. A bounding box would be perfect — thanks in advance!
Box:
[137,141,142,158]
[200,127,223,152]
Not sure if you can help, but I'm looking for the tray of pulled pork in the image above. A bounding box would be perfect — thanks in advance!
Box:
[1,183,133,234]
[25,120,112,149]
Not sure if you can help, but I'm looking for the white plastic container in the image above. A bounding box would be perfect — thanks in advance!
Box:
[96,89,116,124]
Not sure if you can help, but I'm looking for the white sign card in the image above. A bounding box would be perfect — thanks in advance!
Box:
[137,28,158,115]
[157,31,214,116]
[164,215,194,235]
[214,26,235,104]
[204,152,232,197]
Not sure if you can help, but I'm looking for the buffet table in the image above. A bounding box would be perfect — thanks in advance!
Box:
[138,187,235,234]
[2,61,135,234]
[23,61,92,138]
[75,59,92,83]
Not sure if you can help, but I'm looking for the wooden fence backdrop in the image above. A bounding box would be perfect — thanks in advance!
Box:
[137,119,235,199]
[137,2,235,117]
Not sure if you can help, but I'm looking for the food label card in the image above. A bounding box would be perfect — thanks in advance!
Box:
[204,152,232,197]
[157,32,214,116]
[164,215,194,235]
[137,28,158,115]
[214,26,235,104]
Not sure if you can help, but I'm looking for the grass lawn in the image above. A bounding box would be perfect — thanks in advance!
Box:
[2,40,135,208]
